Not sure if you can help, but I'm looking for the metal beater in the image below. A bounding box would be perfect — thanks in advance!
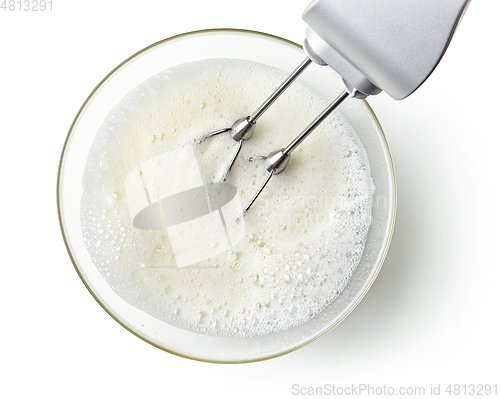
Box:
[199,0,471,214]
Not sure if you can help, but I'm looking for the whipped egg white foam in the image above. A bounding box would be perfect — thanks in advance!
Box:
[81,59,375,337]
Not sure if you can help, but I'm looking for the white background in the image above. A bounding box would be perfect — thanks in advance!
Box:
[1,0,499,398]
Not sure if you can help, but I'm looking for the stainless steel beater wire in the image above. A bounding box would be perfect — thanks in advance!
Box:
[242,89,350,214]
[202,127,231,139]
[248,57,312,124]
[223,139,243,180]
[200,59,312,179]
[243,171,274,214]
[283,89,349,156]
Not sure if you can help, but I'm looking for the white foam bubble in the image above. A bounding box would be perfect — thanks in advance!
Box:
[80,59,375,337]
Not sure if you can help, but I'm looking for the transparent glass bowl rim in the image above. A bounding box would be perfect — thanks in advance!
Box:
[57,28,397,363]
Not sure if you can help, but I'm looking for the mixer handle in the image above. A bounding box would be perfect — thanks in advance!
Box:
[302,0,471,100]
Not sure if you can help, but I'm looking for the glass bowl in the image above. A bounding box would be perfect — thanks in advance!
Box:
[57,29,396,363]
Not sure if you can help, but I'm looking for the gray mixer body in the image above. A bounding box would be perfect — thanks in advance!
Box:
[303,0,471,99]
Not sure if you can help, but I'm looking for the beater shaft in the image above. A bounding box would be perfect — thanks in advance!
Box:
[243,89,350,214]
[283,90,349,157]
[200,57,313,181]
[248,57,312,124]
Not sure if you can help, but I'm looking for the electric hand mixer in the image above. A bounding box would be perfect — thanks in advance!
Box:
[199,0,471,215]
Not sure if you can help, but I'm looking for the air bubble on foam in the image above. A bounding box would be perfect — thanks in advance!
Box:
[112,192,126,202]
[99,160,109,170]
[195,312,206,323]
[261,246,271,255]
